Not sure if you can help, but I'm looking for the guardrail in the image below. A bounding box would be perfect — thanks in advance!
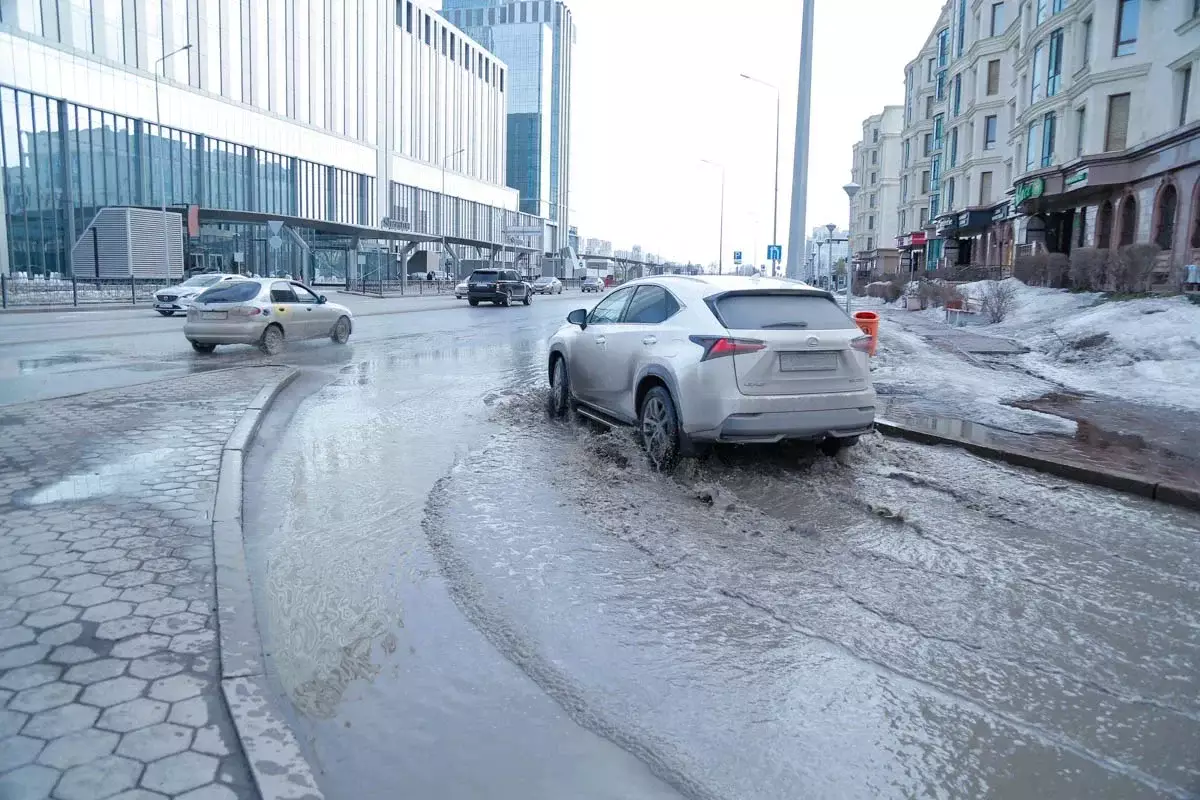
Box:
[0,275,170,309]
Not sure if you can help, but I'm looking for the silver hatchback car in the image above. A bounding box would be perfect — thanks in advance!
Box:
[183,278,353,355]
[546,274,876,468]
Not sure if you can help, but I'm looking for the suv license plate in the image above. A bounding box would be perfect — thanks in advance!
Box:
[779,351,836,371]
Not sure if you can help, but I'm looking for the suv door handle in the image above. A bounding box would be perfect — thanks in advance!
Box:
[642,335,657,345]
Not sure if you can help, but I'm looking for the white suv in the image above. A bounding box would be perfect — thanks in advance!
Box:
[546,274,876,468]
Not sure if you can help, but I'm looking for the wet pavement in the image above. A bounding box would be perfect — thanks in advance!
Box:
[0,367,286,799]
[239,300,1200,799]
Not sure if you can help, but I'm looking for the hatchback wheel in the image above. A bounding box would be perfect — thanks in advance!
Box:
[547,356,572,418]
[260,324,285,355]
[639,386,680,471]
[190,341,216,354]
[331,316,351,344]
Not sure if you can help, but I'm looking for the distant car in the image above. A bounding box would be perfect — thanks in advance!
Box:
[580,276,604,293]
[546,274,875,469]
[532,276,563,295]
[467,268,531,307]
[455,280,468,299]
[154,273,241,316]
[184,278,353,355]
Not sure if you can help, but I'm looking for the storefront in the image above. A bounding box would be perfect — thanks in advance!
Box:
[1014,122,1200,266]
[895,232,927,277]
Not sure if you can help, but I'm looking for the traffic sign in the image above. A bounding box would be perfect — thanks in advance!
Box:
[767,244,782,261]
[733,251,743,264]
[267,220,284,235]
[268,235,283,250]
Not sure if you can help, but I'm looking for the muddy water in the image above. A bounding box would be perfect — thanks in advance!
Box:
[247,306,1200,800]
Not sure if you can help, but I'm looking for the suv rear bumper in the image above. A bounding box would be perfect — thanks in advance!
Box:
[468,290,508,301]
[703,407,875,443]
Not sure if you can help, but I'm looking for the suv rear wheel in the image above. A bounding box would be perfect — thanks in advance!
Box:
[639,386,680,471]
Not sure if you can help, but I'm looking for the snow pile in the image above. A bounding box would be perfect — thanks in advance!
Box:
[936,280,1200,412]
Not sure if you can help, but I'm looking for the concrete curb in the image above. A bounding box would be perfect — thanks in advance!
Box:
[875,419,1200,512]
[211,367,325,800]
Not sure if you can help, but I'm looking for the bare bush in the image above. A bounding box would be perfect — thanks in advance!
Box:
[1045,253,1070,287]
[979,280,1017,323]
[917,280,944,308]
[1110,243,1161,293]
[940,283,965,308]
[1012,251,1049,285]
[1068,247,1109,291]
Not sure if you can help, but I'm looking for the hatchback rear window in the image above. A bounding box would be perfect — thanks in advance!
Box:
[470,271,499,280]
[196,282,261,304]
[712,293,857,330]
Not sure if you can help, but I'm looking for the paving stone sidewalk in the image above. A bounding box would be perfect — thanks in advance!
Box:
[0,367,288,800]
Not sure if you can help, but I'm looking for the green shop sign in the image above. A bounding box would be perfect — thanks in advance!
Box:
[1015,177,1045,205]
[1065,169,1089,188]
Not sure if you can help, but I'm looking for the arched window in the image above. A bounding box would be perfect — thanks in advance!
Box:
[1191,180,1200,249]
[1119,195,1137,247]
[1096,200,1114,249]
[1154,183,1178,251]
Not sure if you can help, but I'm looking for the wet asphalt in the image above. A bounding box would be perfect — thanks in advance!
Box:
[5,297,1199,799]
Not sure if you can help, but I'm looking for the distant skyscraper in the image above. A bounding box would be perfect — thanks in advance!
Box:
[441,0,575,253]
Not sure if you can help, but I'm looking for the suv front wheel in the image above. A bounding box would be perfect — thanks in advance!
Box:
[547,356,572,418]
[639,386,680,471]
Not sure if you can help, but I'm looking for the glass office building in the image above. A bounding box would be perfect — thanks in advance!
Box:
[441,0,575,253]
[0,0,538,278]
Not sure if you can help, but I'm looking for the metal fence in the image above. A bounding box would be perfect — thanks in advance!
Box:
[0,275,170,309]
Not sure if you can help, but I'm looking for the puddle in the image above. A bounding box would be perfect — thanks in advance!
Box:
[880,399,1200,491]
[16,447,176,506]
[16,354,99,373]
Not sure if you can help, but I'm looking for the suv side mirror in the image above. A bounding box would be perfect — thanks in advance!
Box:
[567,309,588,329]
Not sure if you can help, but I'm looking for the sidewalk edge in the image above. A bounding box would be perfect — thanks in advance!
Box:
[872,419,1198,510]
[212,367,324,800]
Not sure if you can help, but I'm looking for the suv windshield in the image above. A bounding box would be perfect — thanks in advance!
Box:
[713,293,857,330]
[195,281,261,304]
[182,274,223,287]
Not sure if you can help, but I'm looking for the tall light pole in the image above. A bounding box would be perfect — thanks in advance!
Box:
[785,0,816,279]
[441,147,465,273]
[700,159,725,273]
[825,221,836,288]
[155,43,192,283]
[740,73,781,276]
[843,182,861,313]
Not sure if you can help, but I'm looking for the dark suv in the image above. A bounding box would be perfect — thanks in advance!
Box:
[467,269,531,307]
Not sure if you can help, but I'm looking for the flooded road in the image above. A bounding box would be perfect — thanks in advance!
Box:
[242,299,1200,799]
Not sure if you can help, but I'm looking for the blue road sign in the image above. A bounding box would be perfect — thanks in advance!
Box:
[733,251,743,264]
[767,244,782,261]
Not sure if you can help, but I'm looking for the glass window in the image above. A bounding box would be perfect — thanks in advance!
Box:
[67,0,95,52]
[623,286,679,324]
[1075,106,1087,156]
[291,283,320,303]
[945,178,955,211]
[1105,93,1130,151]
[97,0,124,62]
[987,59,1000,95]
[268,0,287,113]
[198,281,262,303]
[713,295,856,331]
[949,127,958,166]
[1178,66,1192,128]
[1114,0,1138,57]
[990,2,1004,35]
[1082,17,1092,66]
[979,171,993,204]
[984,114,997,149]
[270,282,299,302]
[1026,120,1042,170]
[1030,43,1044,103]
[1041,112,1056,167]
[1036,0,1048,24]
[921,170,931,194]
[587,287,635,324]
[1047,29,1063,96]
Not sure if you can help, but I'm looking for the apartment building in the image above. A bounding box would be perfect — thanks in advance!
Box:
[1008,0,1200,274]
[897,2,953,273]
[849,106,905,276]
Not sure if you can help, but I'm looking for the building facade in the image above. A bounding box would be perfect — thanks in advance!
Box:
[0,0,538,279]
[849,106,905,276]
[804,226,849,288]
[440,0,575,254]
[1009,0,1200,281]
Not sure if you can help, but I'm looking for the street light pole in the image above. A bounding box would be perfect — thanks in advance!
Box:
[441,147,465,275]
[700,159,725,273]
[155,43,192,284]
[740,73,781,277]
[843,182,861,314]
[825,222,836,290]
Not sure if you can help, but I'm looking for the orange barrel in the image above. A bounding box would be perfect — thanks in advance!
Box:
[853,310,880,356]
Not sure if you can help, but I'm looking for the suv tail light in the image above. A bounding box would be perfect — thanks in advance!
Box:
[689,335,766,361]
[851,335,873,353]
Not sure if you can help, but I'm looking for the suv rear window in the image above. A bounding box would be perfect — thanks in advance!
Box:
[196,282,261,304]
[470,270,499,280]
[713,293,857,331]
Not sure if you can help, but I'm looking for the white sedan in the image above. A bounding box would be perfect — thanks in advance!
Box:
[153,273,241,316]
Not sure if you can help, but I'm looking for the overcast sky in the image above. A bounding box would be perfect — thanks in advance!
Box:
[566,0,946,266]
